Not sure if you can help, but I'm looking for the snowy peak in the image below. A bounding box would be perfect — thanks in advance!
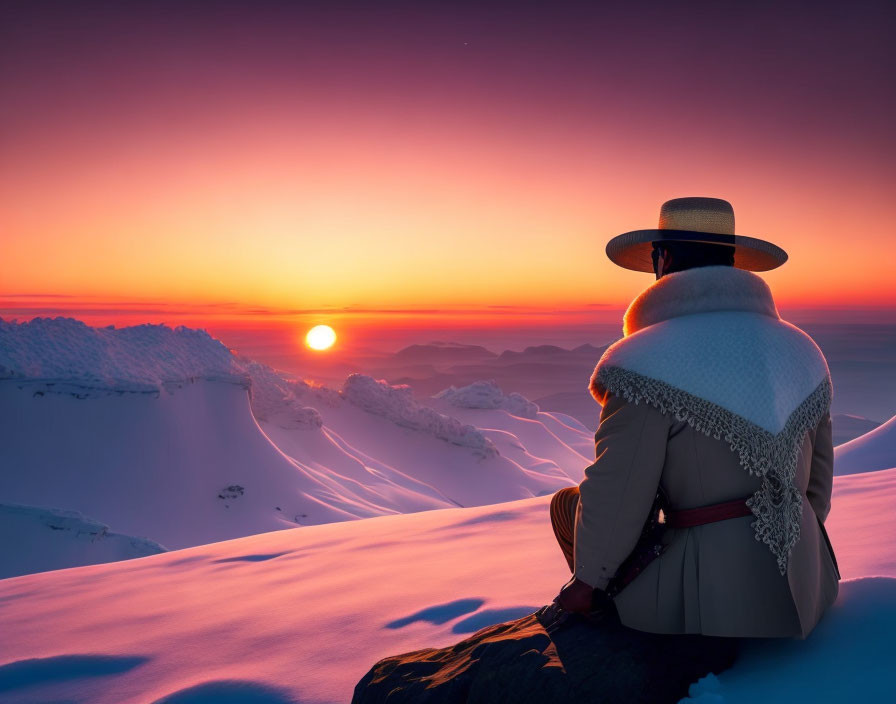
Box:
[0,316,245,392]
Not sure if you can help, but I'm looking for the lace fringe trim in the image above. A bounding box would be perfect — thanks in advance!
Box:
[594,366,833,575]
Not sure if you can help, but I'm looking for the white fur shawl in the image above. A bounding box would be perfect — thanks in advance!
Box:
[589,265,832,574]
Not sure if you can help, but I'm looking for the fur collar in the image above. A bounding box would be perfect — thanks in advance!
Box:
[590,266,830,433]
[623,265,779,336]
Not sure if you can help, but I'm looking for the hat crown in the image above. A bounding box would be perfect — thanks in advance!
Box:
[658,197,735,235]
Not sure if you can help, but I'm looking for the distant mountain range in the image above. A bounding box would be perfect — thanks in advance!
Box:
[393,341,497,364]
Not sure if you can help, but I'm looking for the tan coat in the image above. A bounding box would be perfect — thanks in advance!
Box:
[573,265,840,639]
[573,392,839,638]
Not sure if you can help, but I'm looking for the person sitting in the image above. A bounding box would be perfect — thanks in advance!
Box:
[550,197,839,639]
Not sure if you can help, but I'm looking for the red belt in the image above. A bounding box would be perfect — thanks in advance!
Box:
[663,497,753,529]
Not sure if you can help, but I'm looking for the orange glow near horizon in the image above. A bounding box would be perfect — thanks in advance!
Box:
[2,120,894,310]
[2,4,894,315]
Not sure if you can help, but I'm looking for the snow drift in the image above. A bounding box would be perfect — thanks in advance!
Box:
[434,379,540,419]
[0,467,892,704]
[830,413,880,446]
[0,503,165,579]
[834,413,896,475]
[342,373,498,457]
[0,376,332,549]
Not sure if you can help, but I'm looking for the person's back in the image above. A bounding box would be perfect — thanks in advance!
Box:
[551,197,839,639]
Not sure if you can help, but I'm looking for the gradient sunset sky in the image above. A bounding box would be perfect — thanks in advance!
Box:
[1,1,894,343]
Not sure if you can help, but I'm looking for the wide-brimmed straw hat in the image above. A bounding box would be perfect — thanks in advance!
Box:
[606,197,788,273]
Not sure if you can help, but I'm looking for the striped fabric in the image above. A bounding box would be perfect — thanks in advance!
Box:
[549,486,580,572]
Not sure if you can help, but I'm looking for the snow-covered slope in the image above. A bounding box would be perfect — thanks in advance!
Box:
[0,467,891,704]
[250,367,584,509]
[0,377,335,549]
[684,578,893,703]
[834,414,896,475]
[0,503,166,579]
[830,413,879,446]
[0,318,585,563]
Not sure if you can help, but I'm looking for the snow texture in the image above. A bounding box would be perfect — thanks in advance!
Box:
[341,373,499,457]
[434,379,540,419]
[596,265,830,435]
[0,317,245,392]
[241,357,323,429]
[681,578,894,703]
[0,468,892,704]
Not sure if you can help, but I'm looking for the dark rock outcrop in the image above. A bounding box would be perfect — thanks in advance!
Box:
[353,606,740,703]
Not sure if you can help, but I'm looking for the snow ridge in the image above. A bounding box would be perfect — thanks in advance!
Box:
[434,379,539,419]
[342,374,498,457]
[0,317,245,392]
[241,358,323,429]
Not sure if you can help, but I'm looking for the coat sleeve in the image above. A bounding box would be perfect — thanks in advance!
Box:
[573,392,671,590]
[805,411,834,523]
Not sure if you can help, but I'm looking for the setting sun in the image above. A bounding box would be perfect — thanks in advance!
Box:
[305,324,337,350]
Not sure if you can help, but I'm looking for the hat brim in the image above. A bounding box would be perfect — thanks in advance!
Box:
[606,229,788,273]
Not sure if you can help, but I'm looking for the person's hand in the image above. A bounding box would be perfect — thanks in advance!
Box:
[556,576,594,614]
